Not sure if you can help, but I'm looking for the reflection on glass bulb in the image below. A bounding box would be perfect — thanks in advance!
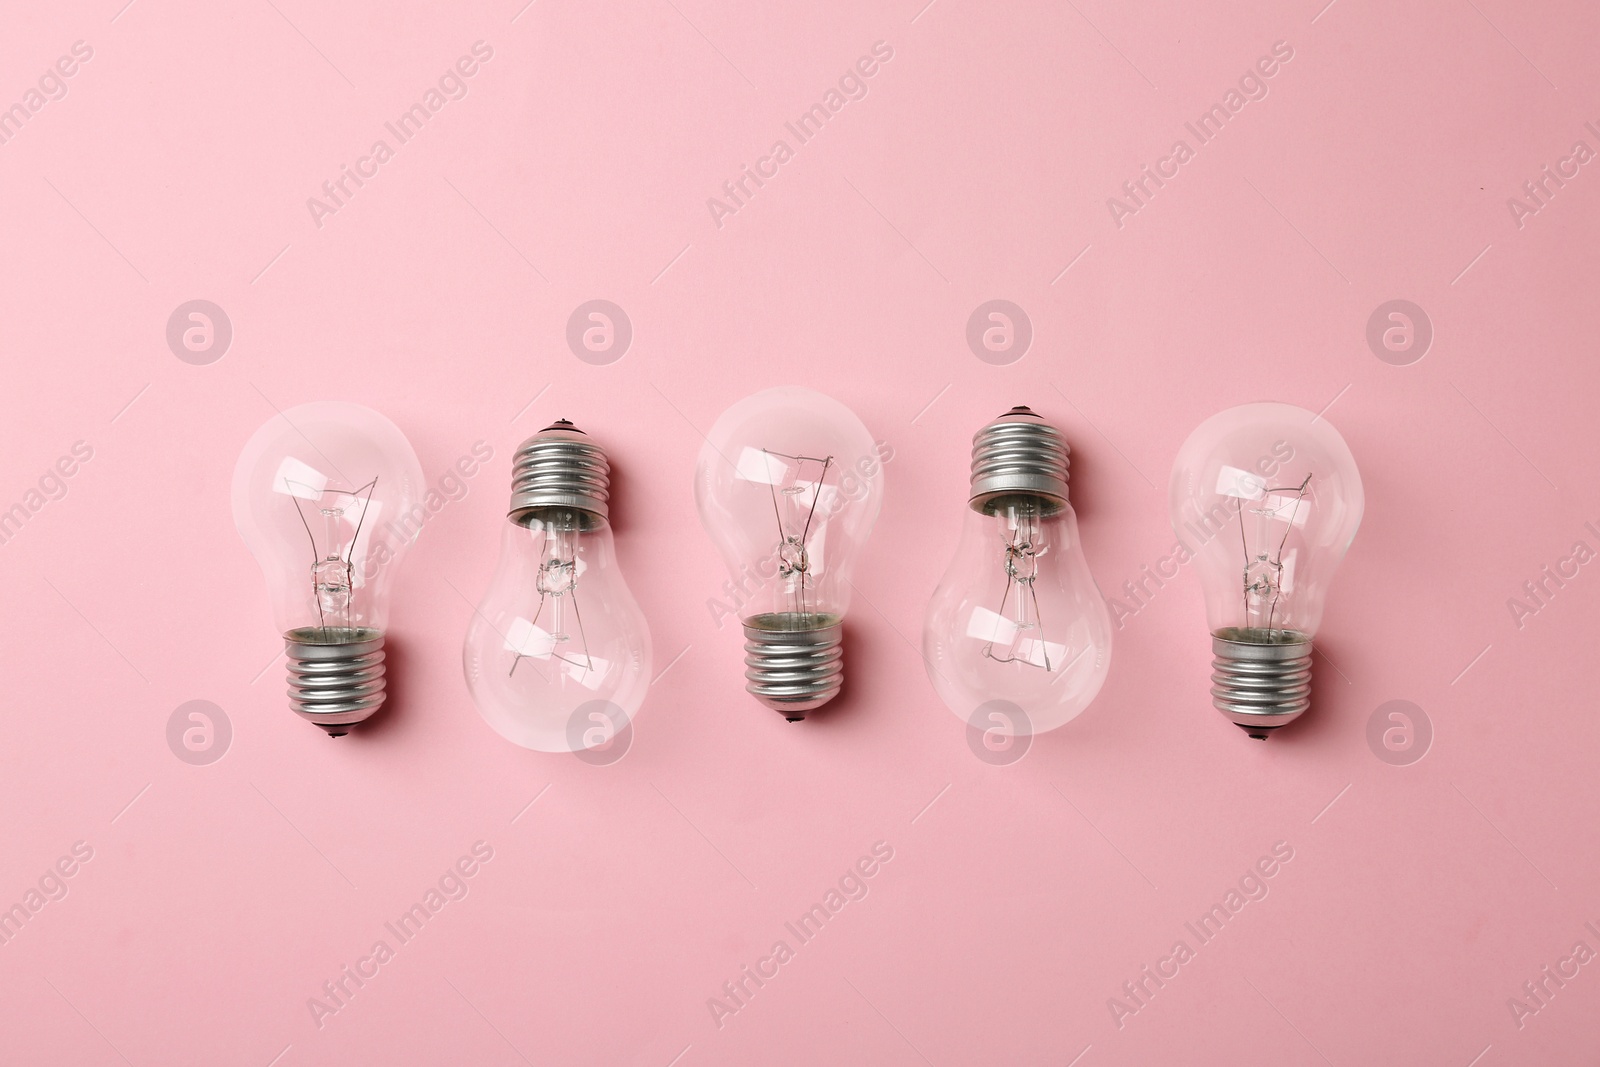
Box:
[923,407,1113,738]
[232,402,426,736]
[464,420,651,753]
[1169,402,1364,738]
[695,387,885,720]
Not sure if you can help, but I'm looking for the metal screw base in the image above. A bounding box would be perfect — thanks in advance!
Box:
[285,627,387,736]
[509,419,610,526]
[1211,628,1312,739]
[969,406,1071,514]
[743,614,844,721]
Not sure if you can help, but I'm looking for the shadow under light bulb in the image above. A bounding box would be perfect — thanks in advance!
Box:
[1168,402,1364,738]
[233,401,426,736]
[463,420,651,752]
[923,406,1113,736]
[695,387,884,720]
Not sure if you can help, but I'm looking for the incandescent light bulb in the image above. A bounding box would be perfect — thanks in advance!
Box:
[1168,402,1364,738]
[463,420,652,752]
[232,401,426,736]
[695,387,885,720]
[922,406,1114,736]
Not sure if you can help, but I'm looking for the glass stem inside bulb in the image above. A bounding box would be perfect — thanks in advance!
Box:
[984,502,1051,670]
[513,510,594,679]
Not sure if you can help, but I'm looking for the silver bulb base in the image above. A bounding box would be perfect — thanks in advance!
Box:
[968,406,1070,514]
[1210,628,1313,739]
[742,614,844,721]
[285,627,387,737]
[509,419,610,527]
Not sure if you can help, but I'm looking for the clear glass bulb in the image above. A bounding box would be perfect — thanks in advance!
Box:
[463,421,651,753]
[923,407,1113,736]
[695,386,885,720]
[1168,402,1364,737]
[232,401,426,735]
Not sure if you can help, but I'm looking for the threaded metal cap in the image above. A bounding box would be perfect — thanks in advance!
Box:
[742,614,844,721]
[969,406,1070,514]
[509,419,610,526]
[284,627,387,737]
[1210,628,1313,739]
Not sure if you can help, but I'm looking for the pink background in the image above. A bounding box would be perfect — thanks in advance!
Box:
[3,0,1599,1063]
